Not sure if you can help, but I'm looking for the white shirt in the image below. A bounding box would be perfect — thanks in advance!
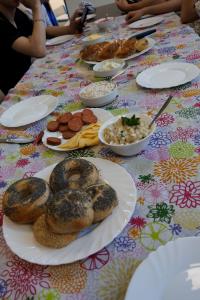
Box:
[19,4,52,27]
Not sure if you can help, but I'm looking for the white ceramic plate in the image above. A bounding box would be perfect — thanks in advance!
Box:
[0,95,58,127]
[136,62,200,89]
[125,237,200,300]
[42,108,113,151]
[83,37,155,65]
[3,157,137,265]
[46,35,74,46]
[128,16,163,29]
[57,13,69,22]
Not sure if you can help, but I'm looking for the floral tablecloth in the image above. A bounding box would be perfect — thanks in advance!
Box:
[1,13,200,300]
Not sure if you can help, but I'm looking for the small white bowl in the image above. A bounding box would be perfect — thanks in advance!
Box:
[94,17,114,32]
[93,59,125,78]
[82,34,105,46]
[79,81,118,107]
[98,114,156,156]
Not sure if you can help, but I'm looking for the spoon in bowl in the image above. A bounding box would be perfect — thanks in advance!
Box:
[149,95,173,128]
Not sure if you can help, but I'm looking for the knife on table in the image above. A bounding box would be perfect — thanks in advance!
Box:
[128,28,156,40]
[0,136,35,144]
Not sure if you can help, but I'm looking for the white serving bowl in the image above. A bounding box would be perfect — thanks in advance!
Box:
[98,114,156,156]
[82,34,105,46]
[93,59,125,78]
[79,81,118,107]
[94,17,114,32]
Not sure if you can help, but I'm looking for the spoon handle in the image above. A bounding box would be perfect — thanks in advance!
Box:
[149,95,173,128]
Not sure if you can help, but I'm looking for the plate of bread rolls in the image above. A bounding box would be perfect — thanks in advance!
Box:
[2,157,137,265]
[80,37,155,64]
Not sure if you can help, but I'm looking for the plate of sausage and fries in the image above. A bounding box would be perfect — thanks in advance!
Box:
[42,108,112,151]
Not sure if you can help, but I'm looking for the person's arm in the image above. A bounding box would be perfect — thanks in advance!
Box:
[181,0,198,23]
[46,9,84,38]
[116,0,163,12]
[126,0,181,23]
[12,0,46,58]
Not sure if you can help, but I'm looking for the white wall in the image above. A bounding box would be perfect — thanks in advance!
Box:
[51,0,114,14]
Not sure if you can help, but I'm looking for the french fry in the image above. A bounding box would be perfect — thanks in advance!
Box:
[58,123,100,150]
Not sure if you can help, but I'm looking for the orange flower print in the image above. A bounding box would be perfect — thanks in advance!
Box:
[20,144,36,156]
[48,262,87,294]
[154,158,199,184]
[128,227,141,239]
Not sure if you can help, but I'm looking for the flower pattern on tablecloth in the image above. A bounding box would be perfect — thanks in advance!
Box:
[1,12,200,300]
[48,263,87,294]
[170,181,200,208]
[1,256,50,300]
[97,258,141,300]
[154,158,199,183]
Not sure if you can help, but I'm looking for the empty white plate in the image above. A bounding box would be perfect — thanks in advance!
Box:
[136,62,200,89]
[46,35,74,46]
[3,157,137,265]
[125,237,200,300]
[0,95,58,127]
[129,16,163,29]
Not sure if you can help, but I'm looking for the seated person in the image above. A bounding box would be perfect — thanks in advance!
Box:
[116,0,166,12]
[116,0,181,23]
[0,0,83,100]
[181,0,200,23]
[181,0,200,34]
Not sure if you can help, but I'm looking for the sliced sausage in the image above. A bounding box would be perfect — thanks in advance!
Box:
[59,112,72,124]
[47,121,59,132]
[82,108,93,116]
[62,130,77,139]
[73,112,82,118]
[82,114,97,124]
[68,117,83,132]
[47,137,61,146]
[59,125,68,133]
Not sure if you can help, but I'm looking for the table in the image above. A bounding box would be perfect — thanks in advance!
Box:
[1,12,200,300]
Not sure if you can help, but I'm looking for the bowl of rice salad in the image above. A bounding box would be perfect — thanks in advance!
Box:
[79,81,118,107]
[98,113,156,156]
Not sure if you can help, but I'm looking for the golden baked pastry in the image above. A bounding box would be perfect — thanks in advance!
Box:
[33,215,77,248]
[49,158,99,193]
[80,38,148,61]
[135,38,148,52]
[87,182,118,223]
[3,177,52,224]
[46,189,94,234]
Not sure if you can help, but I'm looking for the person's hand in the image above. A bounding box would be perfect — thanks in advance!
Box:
[125,9,145,23]
[20,0,41,10]
[115,0,130,12]
[68,9,84,34]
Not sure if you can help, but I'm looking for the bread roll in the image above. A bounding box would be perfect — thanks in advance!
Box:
[87,182,118,223]
[49,158,99,193]
[3,177,52,224]
[46,189,94,234]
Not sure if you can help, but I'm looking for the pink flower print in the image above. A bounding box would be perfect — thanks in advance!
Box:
[1,256,50,300]
[129,216,146,229]
[80,248,110,270]
[144,147,169,161]
[155,113,175,127]
[144,182,169,204]
[16,159,30,168]
[186,50,200,62]
[195,147,200,154]
[168,127,199,142]
[170,181,200,208]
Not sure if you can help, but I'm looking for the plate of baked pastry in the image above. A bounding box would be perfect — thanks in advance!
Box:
[42,108,113,151]
[3,157,137,265]
[80,37,155,64]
